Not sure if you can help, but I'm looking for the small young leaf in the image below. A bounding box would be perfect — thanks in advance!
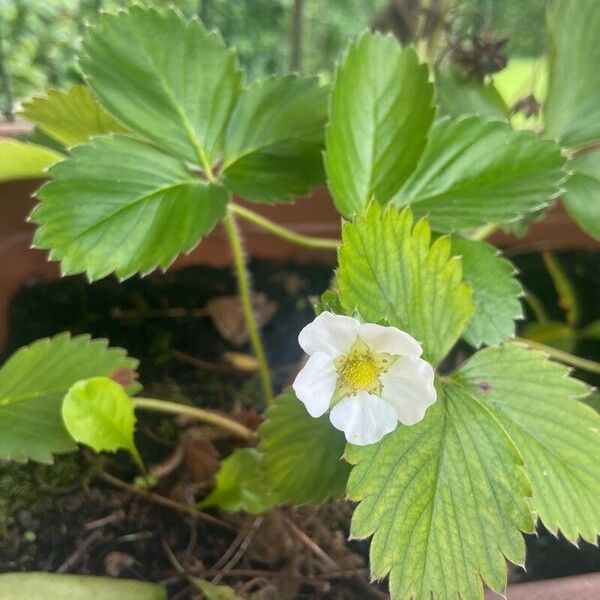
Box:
[544,0,600,148]
[20,84,126,147]
[62,376,142,469]
[393,116,565,231]
[32,135,228,280]
[0,139,62,182]
[562,151,600,240]
[199,448,276,514]
[0,572,165,600]
[259,390,350,504]
[81,7,241,165]
[325,33,434,216]
[338,203,474,365]
[346,381,533,600]
[222,75,328,202]
[451,237,523,347]
[455,344,599,544]
[0,334,137,464]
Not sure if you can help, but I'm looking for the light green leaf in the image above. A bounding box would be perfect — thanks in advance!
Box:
[20,84,126,147]
[0,139,62,182]
[222,75,328,202]
[199,448,276,514]
[346,381,533,600]
[0,572,165,600]
[562,151,600,240]
[435,69,508,121]
[338,203,473,365]
[393,116,565,231]
[544,0,600,148]
[455,344,598,543]
[81,6,241,165]
[259,390,350,504]
[190,579,243,600]
[325,33,434,216]
[451,238,523,347]
[32,135,228,280]
[0,334,137,464]
[62,376,142,469]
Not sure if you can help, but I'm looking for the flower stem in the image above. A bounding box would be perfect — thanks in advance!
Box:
[230,203,340,251]
[133,397,257,442]
[223,206,274,403]
[514,337,600,375]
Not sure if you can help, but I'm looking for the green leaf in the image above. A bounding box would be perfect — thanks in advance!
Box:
[32,135,228,280]
[199,448,276,514]
[0,139,62,182]
[0,572,165,600]
[451,237,523,347]
[338,203,473,365]
[81,6,241,165]
[62,376,142,469]
[20,84,126,147]
[222,75,328,202]
[435,69,508,121]
[325,33,434,216]
[190,579,243,600]
[393,116,565,231]
[346,381,533,600]
[562,151,600,240]
[259,390,350,504]
[455,344,599,543]
[0,334,137,464]
[544,0,600,148]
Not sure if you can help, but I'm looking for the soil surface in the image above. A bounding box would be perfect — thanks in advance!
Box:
[0,255,599,598]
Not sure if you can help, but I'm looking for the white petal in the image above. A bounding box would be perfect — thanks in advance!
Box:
[379,357,436,425]
[298,311,359,357]
[357,322,422,358]
[293,351,337,417]
[329,391,397,445]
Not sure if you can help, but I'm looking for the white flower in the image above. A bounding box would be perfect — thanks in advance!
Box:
[293,311,436,446]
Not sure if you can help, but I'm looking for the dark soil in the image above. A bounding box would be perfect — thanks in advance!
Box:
[0,254,599,598]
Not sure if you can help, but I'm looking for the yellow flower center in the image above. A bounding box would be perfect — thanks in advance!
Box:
[341,353,381,390]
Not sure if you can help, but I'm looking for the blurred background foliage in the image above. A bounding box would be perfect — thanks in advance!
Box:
[1,0,549,114]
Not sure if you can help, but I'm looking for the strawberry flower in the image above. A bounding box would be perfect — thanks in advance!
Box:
[293,311,436,445]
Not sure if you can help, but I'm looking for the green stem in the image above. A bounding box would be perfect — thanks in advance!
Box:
[133,397,257,442]
[469,223,497,241]
[223,206,274,403]
[230,203,340,250]
[514,337,600,375]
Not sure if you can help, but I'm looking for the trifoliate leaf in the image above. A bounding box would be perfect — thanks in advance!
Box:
[451,237,523,347]
[0,572,165,600]
[544,0,600,148]
[346,381,533,600]
[338,203,474,365]
[325,33,434,216]
[222,75,328,202]
[259,391,350,504]
[81,7,241,166]
[455,344,598,543]
[62,376,142,469]
[0,139,62,182]
[393,116,565,231]
[199,448,276,514]
[20,84,126,147]
[562,151,600,240]
[32,135,228,280]
[0,334,137,463]
[435,68,508,121]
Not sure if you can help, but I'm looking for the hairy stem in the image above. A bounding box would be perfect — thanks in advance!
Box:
[514,337,600,375]
[133,397,258,442]
[230,203,340,250]
[223,206,274,403]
